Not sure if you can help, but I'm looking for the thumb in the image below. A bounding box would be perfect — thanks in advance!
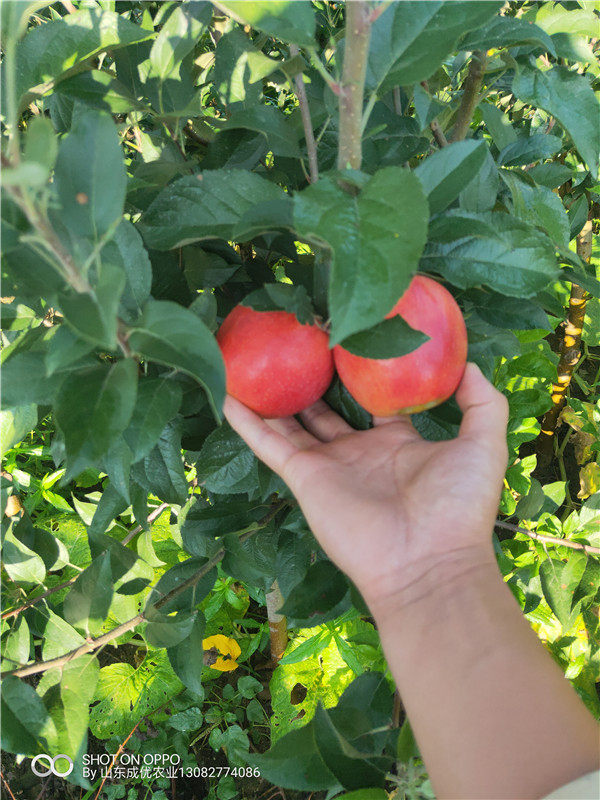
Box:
[456,363,509,445]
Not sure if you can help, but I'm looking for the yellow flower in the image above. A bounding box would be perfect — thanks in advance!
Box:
[203,634,241,672]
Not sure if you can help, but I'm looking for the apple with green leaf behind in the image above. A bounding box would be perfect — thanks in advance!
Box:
[217,305,334,418]
[334,275,468,417]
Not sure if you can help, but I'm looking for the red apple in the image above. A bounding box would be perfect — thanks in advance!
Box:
[334,275,467,416]
[217,305,334,418]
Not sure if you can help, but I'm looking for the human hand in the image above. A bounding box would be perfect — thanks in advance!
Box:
[224,363,509,613]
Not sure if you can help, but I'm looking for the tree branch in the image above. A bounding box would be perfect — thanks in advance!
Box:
[1,500,290,679]
[265,579,287,663]
[538,219,592,463]
[337,1,372,170]
[450,50,487,142]
[290,45,319,184]
[494,519,600,556]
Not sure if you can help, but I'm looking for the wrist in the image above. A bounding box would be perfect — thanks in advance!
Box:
[363,543,500,628]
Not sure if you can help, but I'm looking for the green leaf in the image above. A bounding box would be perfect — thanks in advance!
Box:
[2,350,61,406]
[1,676,57,754]
[397,718,420,762]
[0,404,37,456]
[149,2,211,82]
[41,611,86,660]
[313,704,387,790]
[501,170,570,248]
[339,316,428,360]
[54,109,126,240]
[213,106,300,157]
[497,134,563,167]
[423,213,559,298]
[280,561,348,625]
[241,283,315,325]
[128,299,225,420]
[123,378,183,462]
[527,162,574,189]
[415,140,488,215]
[481,104,518,152]
[460,16,556,54]
[459,149,499,213]
[168,707,203,732]
[131,419,188,505]
[55,69,143,113]
[23,115,58,178]
[279,630,333,666]
[59,262,126,349]
[14,8,153,102]
[181,495,263,556]
[533,3,599,36]
[336,791,388,800]
[2,525,46,584]
[512,64,599,178]
[219,1,316,48]
[36,656,99,761]
[1,617,30,672]
[294,167,428,345]
[250,722,337,791]
[167,613,206,698]
[101,220,152,322]
[145,611,197,649]
[145,558,217,615]
[54,359,138,481]
[195,423,256,493]
[539,554,587,629]
[551,33,599,74]
[467,290,551,332]
[90,649,183,739]
[45,325,94,376]
[63,551,114,637]
[213,28,282,105]
[367,1,503,93]
[139,169,290,250]
[238,676,263,699]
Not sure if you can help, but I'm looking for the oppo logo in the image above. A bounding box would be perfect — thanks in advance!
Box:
[31,754,74,778]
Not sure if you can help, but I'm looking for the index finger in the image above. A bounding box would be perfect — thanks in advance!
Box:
[223,396,299,477]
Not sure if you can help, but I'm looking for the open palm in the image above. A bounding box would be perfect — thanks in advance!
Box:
[224,363,509,610]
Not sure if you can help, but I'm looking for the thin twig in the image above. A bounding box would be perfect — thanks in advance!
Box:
[420,81,448,147]
[122,502,170,545]
[93,721,142,800]
[1,500,290,679]
[0,771,17,800]
[1,576,79,621]
[430,119,448,148]
[289,45,318,184]
[450,50,487,142]
[494,520,600,556]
